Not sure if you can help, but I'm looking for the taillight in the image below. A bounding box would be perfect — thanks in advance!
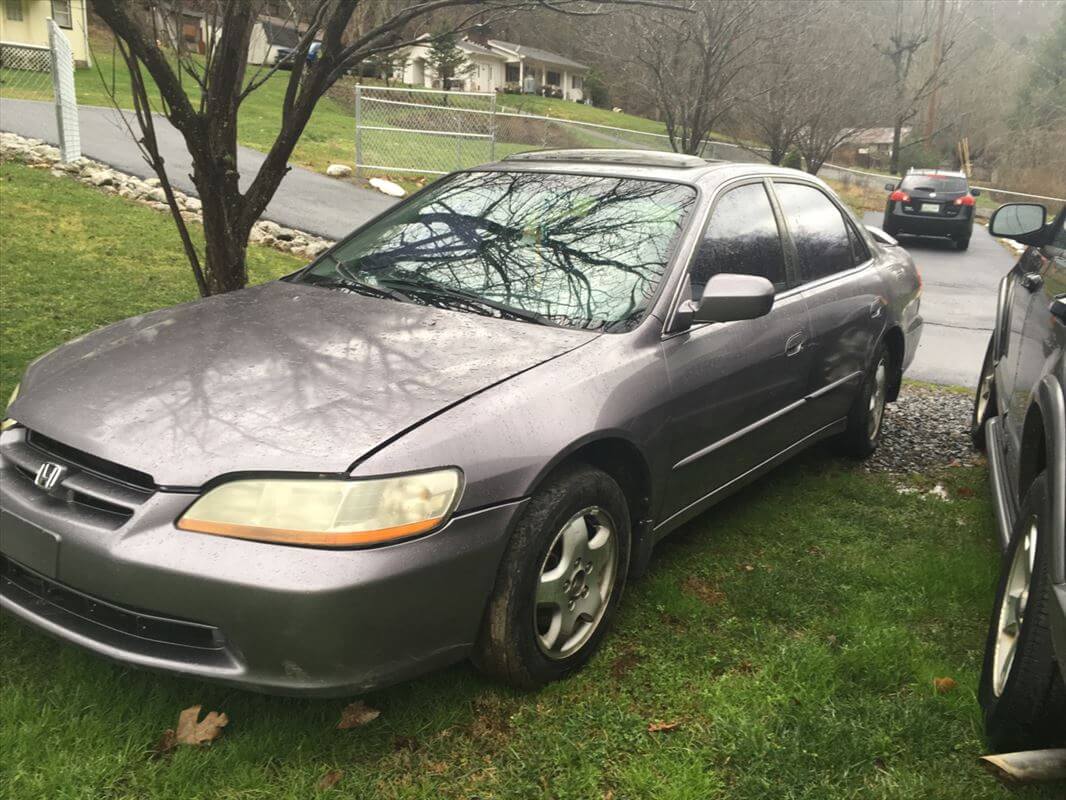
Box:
[954,194,975,206]
[889,190,910,202]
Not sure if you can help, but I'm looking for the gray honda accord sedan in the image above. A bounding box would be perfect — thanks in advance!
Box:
[0,150,922,694]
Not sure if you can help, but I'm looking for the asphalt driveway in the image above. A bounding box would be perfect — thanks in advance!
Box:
[861,211,1015,388]
[0,98,395,240]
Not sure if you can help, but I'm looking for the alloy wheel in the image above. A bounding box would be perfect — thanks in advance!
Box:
[867,357,888,440]
[534,506,618,660]
[993,518,1038,697]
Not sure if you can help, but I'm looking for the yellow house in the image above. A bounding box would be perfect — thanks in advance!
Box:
[0,0,90,66]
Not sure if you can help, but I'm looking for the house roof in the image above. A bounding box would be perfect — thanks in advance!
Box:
[486,39,588,71]
[259,16,321,48]
[847,127,912,146]
[458,39,508,59]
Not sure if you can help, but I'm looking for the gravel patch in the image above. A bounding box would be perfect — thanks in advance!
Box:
[864,384,981,474]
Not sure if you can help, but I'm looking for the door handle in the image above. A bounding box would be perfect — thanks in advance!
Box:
[1020,272,1044,292]
[785,332,806,357]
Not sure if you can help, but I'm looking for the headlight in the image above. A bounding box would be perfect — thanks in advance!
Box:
[177,468,462,548]
[1,382,19,432]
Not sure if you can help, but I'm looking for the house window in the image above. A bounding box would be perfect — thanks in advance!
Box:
[505,63,520,83]
[51,0,72,28]
[572,75,583,90]
[546,70,561,86]
[5,0,23,21]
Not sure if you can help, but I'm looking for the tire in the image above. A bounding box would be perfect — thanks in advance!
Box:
[979,472,1066,752]
[970,337,997,452]
[956,236,971,251]
[835,343,889,458]
[472,463,631,689]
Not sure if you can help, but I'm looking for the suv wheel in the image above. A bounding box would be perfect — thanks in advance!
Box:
[979,472,1066,752]
[970,337,997,451]
[835,343,889,458]
[473,463,631,689]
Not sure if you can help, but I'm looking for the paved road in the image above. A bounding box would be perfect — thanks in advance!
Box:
[862,211,1015,388]
[0,98,395,240]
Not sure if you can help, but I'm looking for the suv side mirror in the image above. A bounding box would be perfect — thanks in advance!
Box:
[989,203,1048,245]
[884,182,896,191]
[679,273,775,327]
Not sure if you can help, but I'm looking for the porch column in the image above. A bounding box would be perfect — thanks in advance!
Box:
[562,70,569,100]
[518,59,524,88]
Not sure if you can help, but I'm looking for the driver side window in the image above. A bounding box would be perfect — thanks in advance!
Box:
[689,183,787,299]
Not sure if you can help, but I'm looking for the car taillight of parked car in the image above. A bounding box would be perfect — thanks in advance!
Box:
[954,194,976,206]
[890,190,910,202]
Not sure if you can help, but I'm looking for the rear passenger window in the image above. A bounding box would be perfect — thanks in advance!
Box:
[689,183,787,297]
[774,182,857,282]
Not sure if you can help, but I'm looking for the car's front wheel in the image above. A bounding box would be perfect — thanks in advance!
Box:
[979,472,1066,752]
[836,343,889,458]
[473,463,631,689]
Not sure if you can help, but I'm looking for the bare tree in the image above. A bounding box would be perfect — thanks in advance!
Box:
[90,0,661,297]
[625,0,762,155]
[869,0,960,174]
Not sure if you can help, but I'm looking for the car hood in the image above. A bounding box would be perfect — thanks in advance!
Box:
[12,281,596,487]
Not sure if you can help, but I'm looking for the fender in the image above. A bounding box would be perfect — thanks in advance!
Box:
[1034,375,1066,586]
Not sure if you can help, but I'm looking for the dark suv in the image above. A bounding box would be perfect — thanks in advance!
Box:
[972,202,1066,751]
[882,169,980,251]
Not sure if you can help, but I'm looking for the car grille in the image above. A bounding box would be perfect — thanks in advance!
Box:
[1,555,227,655]
[0,430,154,529]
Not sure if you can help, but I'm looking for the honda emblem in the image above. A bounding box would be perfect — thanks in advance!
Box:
[34,462,68,491]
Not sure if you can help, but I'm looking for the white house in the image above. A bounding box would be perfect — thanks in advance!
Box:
[0,0,90,66]
[399,36,588,101]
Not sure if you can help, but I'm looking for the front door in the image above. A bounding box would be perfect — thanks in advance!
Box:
[660,181,814,527]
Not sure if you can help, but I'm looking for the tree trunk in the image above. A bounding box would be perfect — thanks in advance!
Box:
[191,152,250,294]
[890,117,903,175]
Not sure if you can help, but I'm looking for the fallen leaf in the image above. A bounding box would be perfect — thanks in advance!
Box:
[317,770,344,790]
[174,705,229,746]
[337,700,380,729]
[647,720,681,733]
[933,677,957,694]
[739,564,755,572]
[681,576,726,605]
[956,486,975,498]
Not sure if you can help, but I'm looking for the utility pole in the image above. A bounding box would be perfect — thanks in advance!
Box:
[923,0,947,140]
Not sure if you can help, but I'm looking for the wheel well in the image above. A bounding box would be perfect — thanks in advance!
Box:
[563,438,652,533]
[883,326,905,401]
[1018,405,1048,500]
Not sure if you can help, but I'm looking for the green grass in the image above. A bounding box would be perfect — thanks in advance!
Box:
[0,161,302,402]
[2,160,1062,798]
[496,93,668,135]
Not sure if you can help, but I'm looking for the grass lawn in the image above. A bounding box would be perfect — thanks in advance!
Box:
[1,160,1060,799]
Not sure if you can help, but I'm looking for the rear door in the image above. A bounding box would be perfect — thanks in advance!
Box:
[771,181,885,426]
[660,180,815,524]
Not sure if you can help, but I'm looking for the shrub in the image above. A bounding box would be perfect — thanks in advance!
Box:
[781,149,803,170]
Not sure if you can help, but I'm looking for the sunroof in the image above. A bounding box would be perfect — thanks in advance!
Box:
[503,149,707,169]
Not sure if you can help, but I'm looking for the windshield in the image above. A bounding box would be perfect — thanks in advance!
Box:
[900,174,968,193]
[293,170,697,331]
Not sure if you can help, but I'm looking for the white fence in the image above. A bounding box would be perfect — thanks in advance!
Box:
[0,21,80,161]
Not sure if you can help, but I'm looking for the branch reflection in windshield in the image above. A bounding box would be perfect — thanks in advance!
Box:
[294,171,697,331]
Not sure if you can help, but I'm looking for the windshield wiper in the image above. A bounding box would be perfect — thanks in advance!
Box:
[377,275,553,327]
[316,256,412,303]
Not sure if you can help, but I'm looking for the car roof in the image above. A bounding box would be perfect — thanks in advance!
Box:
[482,149,819,187]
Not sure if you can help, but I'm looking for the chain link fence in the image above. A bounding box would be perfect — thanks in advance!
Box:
[0,22,80,161]
[352,84,745,177]
[0,41,53,100]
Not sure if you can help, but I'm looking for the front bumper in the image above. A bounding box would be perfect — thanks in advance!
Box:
[0,428,525,696]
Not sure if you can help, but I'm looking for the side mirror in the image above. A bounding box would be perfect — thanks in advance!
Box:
[679,273,775,328]
[884,182,896,191]
[989,203,1048,245]
[865,225,898,246]
[970,188,981,197]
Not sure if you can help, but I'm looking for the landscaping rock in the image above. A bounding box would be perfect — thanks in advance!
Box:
[89,170,116,187]
[184,196,202,212]
[864,384,979,474]
[326,163,352,178]
[147,187,167,203]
